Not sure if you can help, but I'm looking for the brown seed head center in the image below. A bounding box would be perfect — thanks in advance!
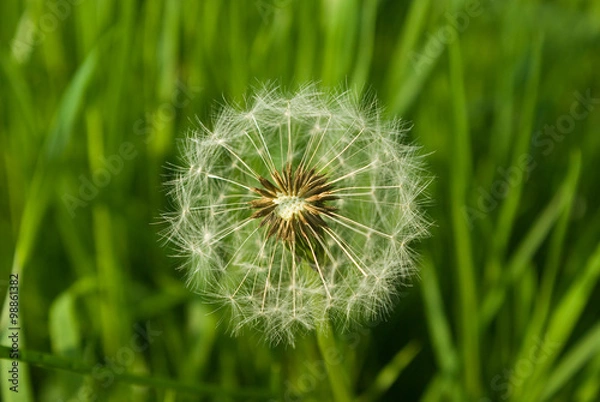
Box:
[249,163,337,243]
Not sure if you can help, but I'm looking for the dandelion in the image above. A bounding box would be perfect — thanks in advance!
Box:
[164,84,429,345]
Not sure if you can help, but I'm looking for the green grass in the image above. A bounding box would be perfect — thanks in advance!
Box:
[1,0,599,401]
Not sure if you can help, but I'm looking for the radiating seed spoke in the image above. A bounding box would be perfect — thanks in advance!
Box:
[319,127,365,172]
[327,160,379,185]
[305,114,333,168]
[331,185,404,193]
[324,227,369,277]
[325,212,395,241]
[250,115,278,173]
[221,226,261,274]
[206,173,255,191]
[209,217,255,245]
[298,225,332,300]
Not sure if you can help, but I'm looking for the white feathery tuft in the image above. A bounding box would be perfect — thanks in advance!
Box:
[163,84,430,345]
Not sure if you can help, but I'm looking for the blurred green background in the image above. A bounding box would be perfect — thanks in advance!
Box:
[1,0,599,401]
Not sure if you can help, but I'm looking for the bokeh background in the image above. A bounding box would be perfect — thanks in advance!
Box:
[1,0,599,401]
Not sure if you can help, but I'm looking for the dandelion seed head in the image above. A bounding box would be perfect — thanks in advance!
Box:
[163,84,430,345]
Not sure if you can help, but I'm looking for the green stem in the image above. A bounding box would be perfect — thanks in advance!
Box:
[0,346,272,399]
[315,320,353,402]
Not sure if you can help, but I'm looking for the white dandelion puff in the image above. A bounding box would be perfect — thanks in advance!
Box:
[163,84,429,345]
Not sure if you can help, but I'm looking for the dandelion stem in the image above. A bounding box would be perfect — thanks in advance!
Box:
[315,319,353,402]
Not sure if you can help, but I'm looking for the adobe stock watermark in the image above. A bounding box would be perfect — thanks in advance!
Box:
[255,0,293,23]
[58,321,162,402]
[62,80,198,218]
[478,335,560,401]
[463,89,599,228]
[410,0,493,75]
[11,0,85,62]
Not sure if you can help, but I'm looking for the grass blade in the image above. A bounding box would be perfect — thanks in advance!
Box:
[480,151,582,327]
[357,340,421,402]
[448,37,479,397]
[0,346,273,399]
[542,322,600,401]
[522,242,600,401]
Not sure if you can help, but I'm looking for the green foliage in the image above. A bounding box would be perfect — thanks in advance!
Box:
[1,0,599,401]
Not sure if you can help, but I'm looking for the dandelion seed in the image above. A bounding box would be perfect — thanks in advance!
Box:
[164,84,429,345]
